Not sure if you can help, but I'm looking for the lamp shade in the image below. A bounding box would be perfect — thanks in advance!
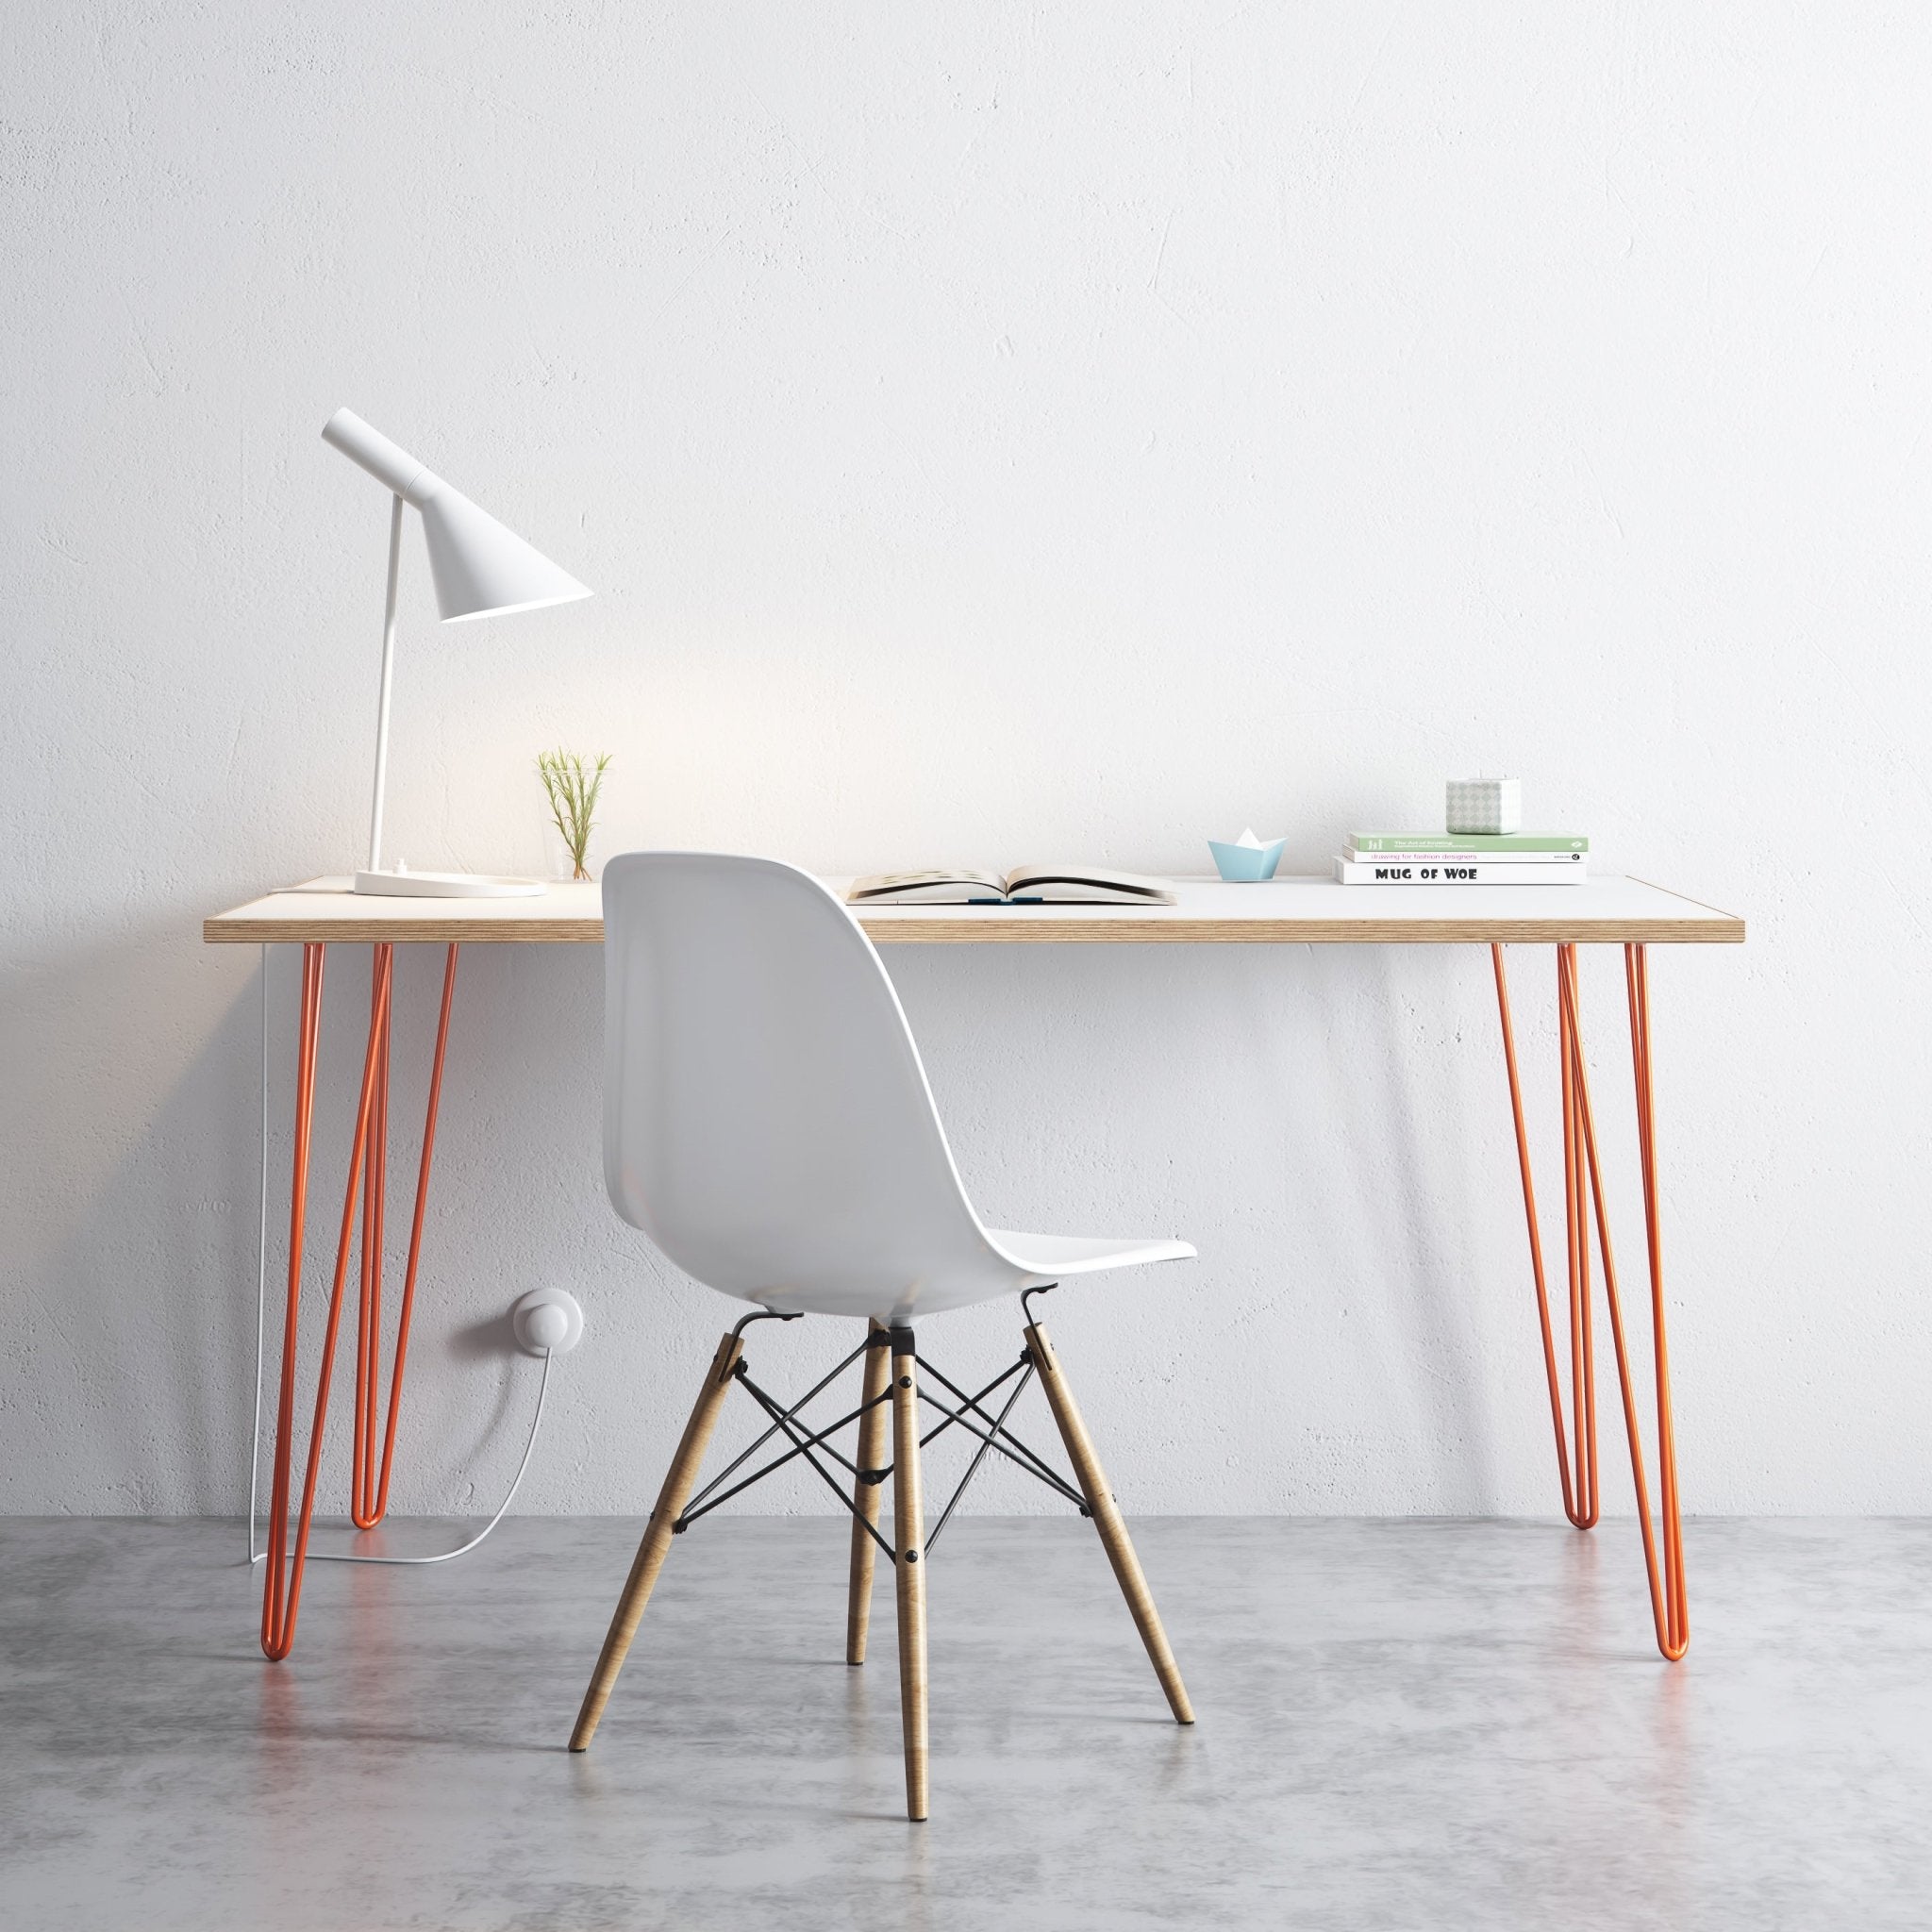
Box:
[322,407,591,621]
[417,486,591,622]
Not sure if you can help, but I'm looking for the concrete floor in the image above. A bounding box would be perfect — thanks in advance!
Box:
[2,1516,1929,1930]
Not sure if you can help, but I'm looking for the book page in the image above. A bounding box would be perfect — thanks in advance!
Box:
[846,871,1008,904]
[999,865,1176,905]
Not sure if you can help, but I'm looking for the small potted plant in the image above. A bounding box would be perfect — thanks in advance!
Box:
[537,749,612,881]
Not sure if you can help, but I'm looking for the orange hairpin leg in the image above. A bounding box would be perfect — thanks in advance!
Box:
[261,945,392,1660]
[260,944,325,1659]
[259,942,461,1658]
[1491,943,1597,1527]
[354,944,459,1527]
[352,947,393,1527]
[1491,941,1689,1659]
[1616,942,1688,1657]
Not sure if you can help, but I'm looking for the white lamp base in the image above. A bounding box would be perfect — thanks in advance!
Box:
[354,869,547,899]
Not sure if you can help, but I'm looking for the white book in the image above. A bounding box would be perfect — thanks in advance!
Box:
[846,865,1176,906]
[1334,856,1590,885]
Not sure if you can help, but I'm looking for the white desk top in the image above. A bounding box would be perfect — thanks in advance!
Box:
[205,874,1743,946]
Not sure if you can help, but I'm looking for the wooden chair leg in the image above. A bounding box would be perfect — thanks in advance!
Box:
[1025,1320,1194,1724]
[845,1321,892,1665]
[889,1325,929,1821]
[568,1329,745,1752]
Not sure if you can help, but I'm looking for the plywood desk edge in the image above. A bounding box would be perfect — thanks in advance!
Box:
[205,878,1744,947]
[859,913,1744,943]
[859,875,1747,944]
[202,910,607,944]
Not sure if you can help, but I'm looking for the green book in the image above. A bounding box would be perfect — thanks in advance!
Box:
[1349,832,1588,854]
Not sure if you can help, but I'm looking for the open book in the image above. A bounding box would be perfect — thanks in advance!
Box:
[846,865,1176,907]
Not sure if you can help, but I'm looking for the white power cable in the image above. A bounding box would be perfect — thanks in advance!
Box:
[256,1351,553,1568]
[246,942,556,1571]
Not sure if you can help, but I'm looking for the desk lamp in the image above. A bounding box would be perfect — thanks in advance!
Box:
[322,407,591,897]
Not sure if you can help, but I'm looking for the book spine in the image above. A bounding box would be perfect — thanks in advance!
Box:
[1346,847,1585,866]
[1349,834,1589,854]
[1334,858,1591,885]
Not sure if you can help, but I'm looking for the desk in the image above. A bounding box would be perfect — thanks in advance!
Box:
[207,872,1740,946]
[207,874,1742,1660]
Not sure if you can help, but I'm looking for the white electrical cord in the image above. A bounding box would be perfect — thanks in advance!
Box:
[246,942,555,1571]
[249,1352,553,1569]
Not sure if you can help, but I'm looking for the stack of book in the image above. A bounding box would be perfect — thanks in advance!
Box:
[1335,831,1589,885]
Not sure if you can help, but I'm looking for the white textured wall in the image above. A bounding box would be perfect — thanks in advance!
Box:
[4,4,1927,1520]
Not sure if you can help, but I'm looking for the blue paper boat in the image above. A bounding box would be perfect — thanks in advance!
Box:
[1208,835,1285,882]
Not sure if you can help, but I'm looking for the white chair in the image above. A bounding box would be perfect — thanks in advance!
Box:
[568,852,1197,1820]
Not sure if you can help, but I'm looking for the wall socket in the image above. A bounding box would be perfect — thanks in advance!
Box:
[511,1287,585,1357]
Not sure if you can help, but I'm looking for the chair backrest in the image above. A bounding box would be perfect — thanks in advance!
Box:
[602,852,996,1314]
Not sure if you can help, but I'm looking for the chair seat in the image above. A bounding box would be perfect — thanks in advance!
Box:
[746,1227,1196,1323]
[983,1229,1198,1277]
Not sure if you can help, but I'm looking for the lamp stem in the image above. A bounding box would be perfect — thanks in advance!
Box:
[366,493,404,874]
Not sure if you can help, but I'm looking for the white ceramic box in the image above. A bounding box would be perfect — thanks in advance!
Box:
[1445,777,1522,835]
